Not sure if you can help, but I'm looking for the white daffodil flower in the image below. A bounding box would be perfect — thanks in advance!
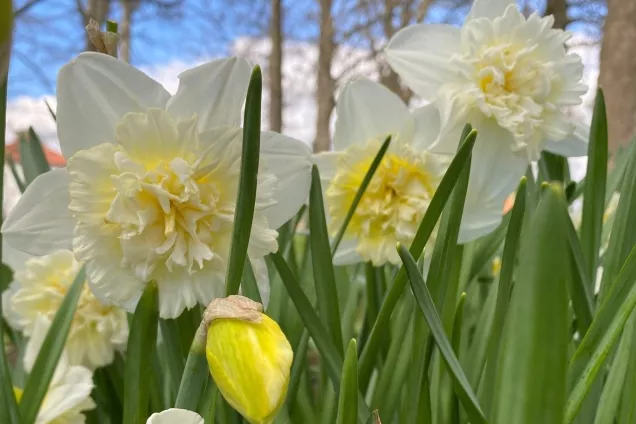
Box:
[386,0,588,204]
[313,79,506,266]
[146,409,203,424]
[2,248,128,369]
[15,315,96,424]
[2,53,312,319]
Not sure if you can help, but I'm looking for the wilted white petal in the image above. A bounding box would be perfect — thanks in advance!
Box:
[57,52,170,158]
[2,169,74,256]
[385,24,461,99]
[166,57,251,131]
[333,78,413,151]
[467,0,515,21]
[260,131,312,229]
[147,409,204,424]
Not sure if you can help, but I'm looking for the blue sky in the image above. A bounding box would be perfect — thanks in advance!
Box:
[8,0,605,100]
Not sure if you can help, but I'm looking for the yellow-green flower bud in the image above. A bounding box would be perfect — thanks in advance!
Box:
[204,295,293,424]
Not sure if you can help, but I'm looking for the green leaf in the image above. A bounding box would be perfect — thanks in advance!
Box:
[285,329,309,408]
[592,316,633,424]
[6,156,25,193]
[398,244,487,424]
[565,215,595,335]
[269,251,370,423]
[44,100,56,122]
[19,127,50,187]
[357,127,477,389]
[225,66,262,297]
[492,185,569,424]
[599,141,636,301]
[330,136,391,255]
[467,214,509,284]
[174,325,208,411]
[158,319,186,398]
[0,262,20,424]
[480,177,526,415]
[539,151,569,183]
[566,246,636,423]
[241,259,262,304]
[123,281,159,424]
[336,339,359,424]
[580,88,608,284]
[616,316,636,423]
[309,166,344,354]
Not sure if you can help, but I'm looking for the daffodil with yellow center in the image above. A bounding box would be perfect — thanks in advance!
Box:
[386,0,589,211]
[2,249,128,369]
[2,54,312,318]
[14,315,96,424]
[204,295,292,424]
[314,79,508,266]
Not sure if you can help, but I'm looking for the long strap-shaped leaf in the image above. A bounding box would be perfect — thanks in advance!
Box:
[123,281,159,424]
[270,251,370,423]
[0,77,20,424]
[18,268,86,424]
[225,66,262,296]
[309,166,344,354]
[357,128,477,388]
[336,339,358,424]
[174,323,209,411]
[398,244,487,424]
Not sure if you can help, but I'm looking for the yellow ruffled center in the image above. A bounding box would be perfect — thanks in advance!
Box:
[326,140,443,265]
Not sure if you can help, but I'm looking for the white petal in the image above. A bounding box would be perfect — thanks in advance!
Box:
[2,169,74,256]
[39,364,95,421]
[261,132,312,229]
[333,238,363,266]
[166,57,251,131]
[467,0,515,21]
[57,52,171,158]
[312,151,341,182]
[544,122,589,157]
[2,240,32,271]
[23,314,52,372]
[147,409,204,424]
[333,78,412,151]
[385,24,461,99]
[428,90,473,154]
[410,104,441,151]
[459,119,527,243]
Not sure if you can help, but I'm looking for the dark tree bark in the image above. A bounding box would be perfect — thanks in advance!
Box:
[314,0,335,152]
[268,0,283,132]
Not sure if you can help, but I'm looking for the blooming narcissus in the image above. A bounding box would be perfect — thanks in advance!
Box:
[1,54,312,319]
[204,295,293,424]
[146,409,203,424]
[14,316,95,424]
[386,0,588,205]
[2,247,128,369]
[313,79,509,266]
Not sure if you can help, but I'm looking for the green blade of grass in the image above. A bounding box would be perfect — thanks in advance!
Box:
[19,267,85,424]
[158,319,186,398]
[580,88,608,285]
[123,281,159,424]
[225,66,262,297]
[398,244,487,424]
[6,156,25,193]
[565,214,595,335]
[174,324,208,410]
[481,178,526,415]
[241,259,262,303]
[330,136,391,255]
[309,166,344,354]
[451,293,467,424]
[285,329,309,408]
[336,339,359,424]
[492,185,570,424]
[357,127,477,389]
[467,213,509,284]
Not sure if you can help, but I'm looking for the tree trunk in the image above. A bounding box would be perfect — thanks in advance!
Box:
[314,0,335,152]
[119,0,135,63]
[268,0,283,133]
[545,0,569,30]
[83,0,110,51]
[599,0,636,152]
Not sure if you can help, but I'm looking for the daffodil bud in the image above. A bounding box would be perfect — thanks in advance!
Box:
[204,295,293,424]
